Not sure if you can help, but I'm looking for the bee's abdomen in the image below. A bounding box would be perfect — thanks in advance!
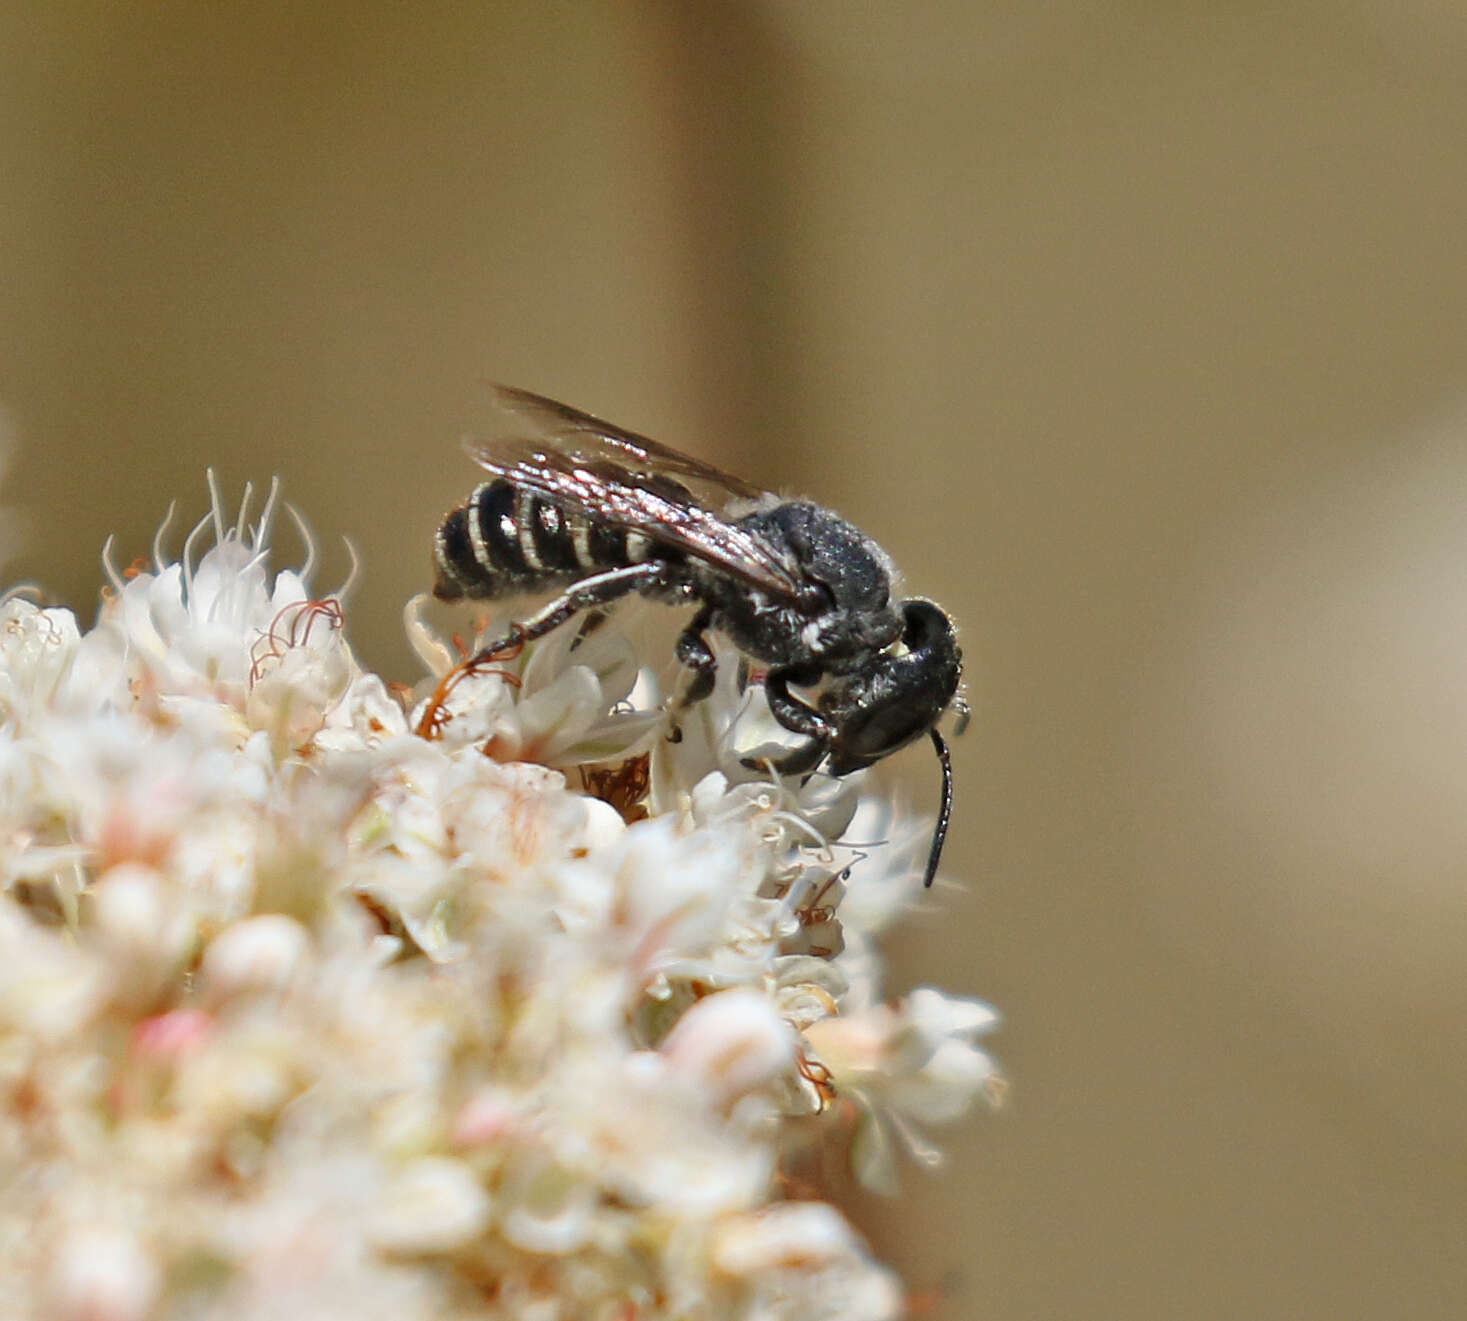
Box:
[433,480,656,601]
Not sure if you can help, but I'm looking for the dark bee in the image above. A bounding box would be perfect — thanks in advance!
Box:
[434,386,963,886]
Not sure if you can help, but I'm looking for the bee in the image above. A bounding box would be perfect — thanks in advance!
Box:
[433,387,963,886]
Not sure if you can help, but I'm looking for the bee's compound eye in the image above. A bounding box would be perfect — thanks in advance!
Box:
[833,700,932,768]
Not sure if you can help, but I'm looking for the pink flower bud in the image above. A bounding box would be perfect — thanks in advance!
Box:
[660,987,795,1104]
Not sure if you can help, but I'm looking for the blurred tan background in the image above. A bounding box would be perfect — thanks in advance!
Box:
[4,2,1467,1317]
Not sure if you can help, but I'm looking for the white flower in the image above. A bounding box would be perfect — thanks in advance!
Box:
[368,1156,492,1254]
[0,595,83,717]
[710,1203,903,1321]
[405,593,662,767]
[660,985,797,1105]
[0,476,998,1319]
[199,914,311,1001]
[804,985,1003,1192]
[45,1225,162,1321]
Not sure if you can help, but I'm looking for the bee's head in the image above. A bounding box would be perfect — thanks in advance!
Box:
[814,599,962,888]
[819,599,961,773]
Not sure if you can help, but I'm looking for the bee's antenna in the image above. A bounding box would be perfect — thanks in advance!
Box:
[924,728,953,888]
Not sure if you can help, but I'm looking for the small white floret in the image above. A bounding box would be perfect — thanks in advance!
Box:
[660,986,796,1104]
[368,1157,492,1255]
[200,913,310,1000]
[46,1226,161,1321]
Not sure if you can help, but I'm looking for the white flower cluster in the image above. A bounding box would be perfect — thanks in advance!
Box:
[0,482,1000,1321]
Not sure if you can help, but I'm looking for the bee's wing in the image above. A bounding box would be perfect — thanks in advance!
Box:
[464,387,807,600]
[490,385,767,502]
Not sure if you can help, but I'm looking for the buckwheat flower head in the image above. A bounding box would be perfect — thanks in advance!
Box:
[0,478,1000,1320]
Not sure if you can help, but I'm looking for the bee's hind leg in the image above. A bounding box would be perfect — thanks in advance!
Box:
[568,608,609,652]
[467,563,665,666]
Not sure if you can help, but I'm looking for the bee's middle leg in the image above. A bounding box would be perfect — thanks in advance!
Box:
[673,606,718,710]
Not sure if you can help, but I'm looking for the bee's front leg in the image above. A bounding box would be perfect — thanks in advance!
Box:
[758,663,834,776]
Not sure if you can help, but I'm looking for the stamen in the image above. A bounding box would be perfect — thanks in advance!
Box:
[254,476,282,551]
[766,807,828,852]
[180,508,212,599]
[100,534,125,594]
[331,537,361,602]
[205,469,227,545]
[886,1107,945,1169]
[285,504,317,584]
[151,501,177,572]
[241,548,271,577]
[403,594,456,675]
[234,480,255,541]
